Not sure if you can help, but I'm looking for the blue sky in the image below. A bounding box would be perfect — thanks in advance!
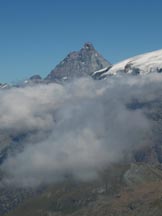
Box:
[0,0,162,83]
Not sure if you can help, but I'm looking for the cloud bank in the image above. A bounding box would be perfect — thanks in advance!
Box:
[1,74,161,187]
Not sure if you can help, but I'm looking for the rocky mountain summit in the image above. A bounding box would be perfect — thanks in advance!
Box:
[45,42,111,82]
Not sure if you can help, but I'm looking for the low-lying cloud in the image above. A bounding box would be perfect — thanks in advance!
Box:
[1,74,161,187]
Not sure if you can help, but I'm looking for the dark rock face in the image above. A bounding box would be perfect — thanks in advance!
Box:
[45,43,111,81]
[29,75,42,81]
[27,75,42,84]
[157,68,162,73]
[124,63,140,75]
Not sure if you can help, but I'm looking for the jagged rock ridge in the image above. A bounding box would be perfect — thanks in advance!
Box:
[46,42,111,81]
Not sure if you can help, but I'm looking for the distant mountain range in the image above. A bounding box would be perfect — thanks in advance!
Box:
[29,44,162,83]
[1,43,162,87]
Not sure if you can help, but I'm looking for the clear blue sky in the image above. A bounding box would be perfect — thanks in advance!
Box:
[0,0,162,83]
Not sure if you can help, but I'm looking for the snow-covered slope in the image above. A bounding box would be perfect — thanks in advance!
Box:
[101,49,162,78]
[0,83,10,90]
[91,66,111,79]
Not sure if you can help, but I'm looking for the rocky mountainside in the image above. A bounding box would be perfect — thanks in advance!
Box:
[45,43,111,82]
[5,163,162,216]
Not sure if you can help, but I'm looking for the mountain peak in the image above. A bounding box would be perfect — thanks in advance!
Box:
[30,75,42,81]
[46,43,111,81]
[83,42,95,50]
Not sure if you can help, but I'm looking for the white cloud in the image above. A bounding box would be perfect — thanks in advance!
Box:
[1,74,160,187]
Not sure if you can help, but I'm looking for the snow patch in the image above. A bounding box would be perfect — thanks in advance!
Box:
[102,49,162,77]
